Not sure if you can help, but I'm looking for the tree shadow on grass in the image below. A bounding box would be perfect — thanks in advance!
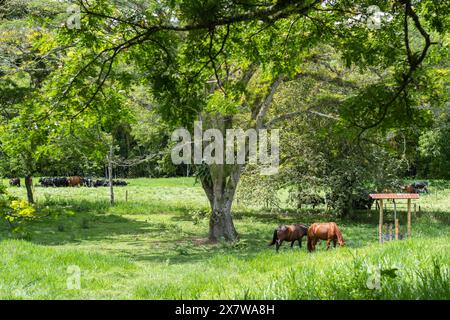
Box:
[232,207,386,226]
[3,199,445,266]
[156,208,383,264]
[129,239,269,265]
[169,207,340,226]
[0,199,159,246]
[417,210,450,225]
[128,229,366,265]
[127,219,376,265]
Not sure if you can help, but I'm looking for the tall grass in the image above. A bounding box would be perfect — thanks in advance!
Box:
[131,238,449,300]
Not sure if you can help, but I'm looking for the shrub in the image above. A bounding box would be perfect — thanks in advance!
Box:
[0,184,37,234]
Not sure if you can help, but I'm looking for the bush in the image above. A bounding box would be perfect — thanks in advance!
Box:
[236,166,281,210]
[0,184,37,234]
[288,190,325,209]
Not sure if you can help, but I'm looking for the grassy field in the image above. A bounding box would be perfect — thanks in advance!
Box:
[0,177,449,299]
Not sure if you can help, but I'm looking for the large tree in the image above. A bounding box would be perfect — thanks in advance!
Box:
[0,0,69,202]
[37,0,448,240]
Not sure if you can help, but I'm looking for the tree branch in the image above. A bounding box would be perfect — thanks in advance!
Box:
[54,0,321,121]
[265,109,340,128]
[355,0,435,133]
[255,75,284,129]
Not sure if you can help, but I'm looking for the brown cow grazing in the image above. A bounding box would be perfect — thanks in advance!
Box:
[9,178,20,187]
[269,224,308,252]
[307,222,345,252]
[404,184,417,193]
[68,176,83,187]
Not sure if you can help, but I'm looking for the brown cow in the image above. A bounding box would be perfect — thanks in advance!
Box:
[404,184,417,193]
[68,176,83,187]
[9,178,20,187]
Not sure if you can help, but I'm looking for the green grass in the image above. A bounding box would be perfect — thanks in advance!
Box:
[0,178,449,299]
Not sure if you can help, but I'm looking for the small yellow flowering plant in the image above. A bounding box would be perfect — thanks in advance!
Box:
[0,184,37,233]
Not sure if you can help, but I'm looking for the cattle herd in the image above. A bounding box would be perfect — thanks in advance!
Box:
[8,177,427,207]
[39,176,128,187]
[404,181,428,194]
[8,176,128,188]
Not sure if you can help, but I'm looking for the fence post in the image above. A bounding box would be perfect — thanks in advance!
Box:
[407,199,412,238]
[395,218,399,240]
[379,199,384,244]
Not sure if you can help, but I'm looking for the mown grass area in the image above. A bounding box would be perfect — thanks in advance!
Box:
[0,177,449,299]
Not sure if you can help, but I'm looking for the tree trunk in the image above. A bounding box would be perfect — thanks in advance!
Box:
[209,193,238,242]
[202,164,241,242]
[108,143,115,205]
[198,114,245,242]
[25,175,34,203]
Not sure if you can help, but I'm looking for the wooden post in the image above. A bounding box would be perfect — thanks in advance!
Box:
[407,199,412,238]
[395,218,399,240]
[125,190,128,202]
[414,203,417,219]
[379,199,384,244]
[393,199,397,227]
[108,142,115,206]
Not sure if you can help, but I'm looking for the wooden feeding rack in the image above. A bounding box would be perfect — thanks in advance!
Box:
[369,193,419,244]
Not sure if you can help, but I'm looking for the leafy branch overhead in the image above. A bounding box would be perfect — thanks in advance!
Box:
[38,0,447,133]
